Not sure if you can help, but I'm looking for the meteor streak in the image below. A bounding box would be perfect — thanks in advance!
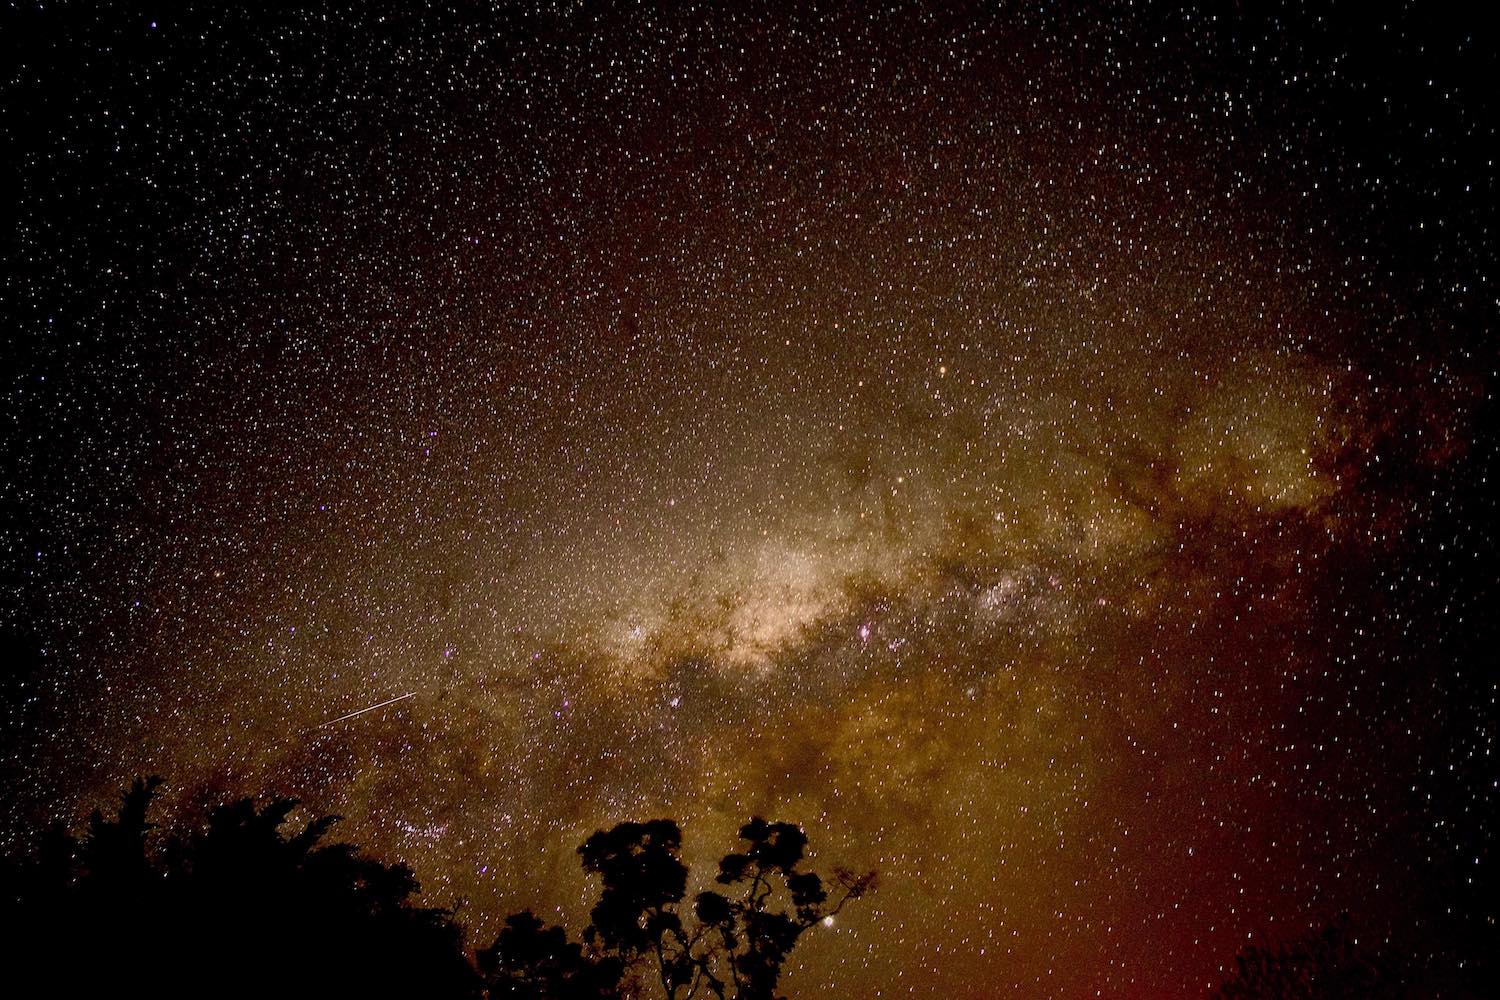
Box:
[313,692,415,729]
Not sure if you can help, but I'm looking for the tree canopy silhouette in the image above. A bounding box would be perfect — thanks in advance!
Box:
[2,781,873,1000]
[484,816,875,1000]
[2,777,480,999]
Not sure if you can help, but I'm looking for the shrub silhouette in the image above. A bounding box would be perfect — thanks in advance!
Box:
[479,910,626,1000]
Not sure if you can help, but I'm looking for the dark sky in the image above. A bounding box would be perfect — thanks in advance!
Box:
[2,3,1494,997]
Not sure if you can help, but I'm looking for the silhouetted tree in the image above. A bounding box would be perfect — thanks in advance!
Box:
[486,817,874,1000]
[2,777,480,999]
[3,784,871,1000]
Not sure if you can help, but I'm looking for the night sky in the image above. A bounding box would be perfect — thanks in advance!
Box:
[2,3,1495,997]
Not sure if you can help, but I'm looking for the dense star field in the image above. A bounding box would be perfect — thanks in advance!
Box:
[2,3,1494,996]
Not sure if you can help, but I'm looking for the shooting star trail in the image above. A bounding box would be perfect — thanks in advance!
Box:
[314,692,415,729]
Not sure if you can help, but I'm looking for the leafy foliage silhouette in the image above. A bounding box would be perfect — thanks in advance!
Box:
[2,782,872,1000]
[2,777,480,999]
[487,816,875,1000]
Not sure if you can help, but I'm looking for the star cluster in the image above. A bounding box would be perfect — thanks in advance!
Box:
[3,4,1493,997]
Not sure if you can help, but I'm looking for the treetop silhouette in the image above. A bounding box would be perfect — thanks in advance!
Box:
[3,780,874,1000]
[486,815,875,1000]
[4,777,480,998]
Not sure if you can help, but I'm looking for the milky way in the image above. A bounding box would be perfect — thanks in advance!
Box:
[3,5,1494,997]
